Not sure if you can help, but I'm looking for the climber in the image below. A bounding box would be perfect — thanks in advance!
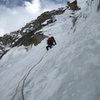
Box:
[46,36,56,51]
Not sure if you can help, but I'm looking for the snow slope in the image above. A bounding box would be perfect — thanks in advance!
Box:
[0,0,100,100]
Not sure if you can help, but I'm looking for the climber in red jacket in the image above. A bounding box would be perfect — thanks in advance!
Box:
[46,36,56,51]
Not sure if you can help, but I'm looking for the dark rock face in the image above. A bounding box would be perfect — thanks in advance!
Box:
[32,32,47,46]
[97,0,100,12]
[67,0,81,10]
[2,34,13,46]
[0,37,9,59]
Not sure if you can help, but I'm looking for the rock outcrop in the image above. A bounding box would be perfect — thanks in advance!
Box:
[67,0,81,10]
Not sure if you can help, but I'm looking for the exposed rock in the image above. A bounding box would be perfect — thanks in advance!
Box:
[32,32,47,46]
[97,0,100,12]
[67,0,81,10]
[0,50,9,59]
[51,7,66,15]
[2,34,13,46]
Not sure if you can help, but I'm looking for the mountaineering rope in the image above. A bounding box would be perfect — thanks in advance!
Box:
[11,61,35,100]
[11,76,25,100]
[11,51,47,100]
[21,52,47,100]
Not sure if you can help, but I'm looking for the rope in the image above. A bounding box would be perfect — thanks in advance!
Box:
[11,76,25,100]
[21,52,47,100]
[11,52,47,100]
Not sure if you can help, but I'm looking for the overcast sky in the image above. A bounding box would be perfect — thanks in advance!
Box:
[0,0,65,36]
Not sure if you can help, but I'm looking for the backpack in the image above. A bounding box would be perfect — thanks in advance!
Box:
[47,37,53,45]
[48,37,52,40]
